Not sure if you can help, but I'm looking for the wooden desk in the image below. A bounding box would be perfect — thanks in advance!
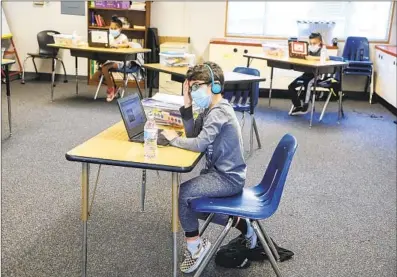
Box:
[244,54,346,127]
[47,44,151,101]
[143,63,266,156]
[1,59,16,136]
[66,121,202,277]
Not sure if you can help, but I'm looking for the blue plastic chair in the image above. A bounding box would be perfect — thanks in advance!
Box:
[190,134,298,277]
[342,36,374,103]
[224,67,262,155]
[94,64,144,99]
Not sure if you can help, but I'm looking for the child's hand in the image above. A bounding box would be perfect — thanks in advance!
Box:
[161,130,179,142]
[183,80,192,107]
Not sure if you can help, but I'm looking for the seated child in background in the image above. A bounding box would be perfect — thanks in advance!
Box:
[162,62,257,274]
[289,32,328,115]
[91,15,141,102]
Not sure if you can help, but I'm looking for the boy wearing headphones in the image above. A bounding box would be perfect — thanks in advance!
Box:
[162,62,257,273]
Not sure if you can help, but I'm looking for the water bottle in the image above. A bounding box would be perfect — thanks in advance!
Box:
[144,113,158,159]
[320,45,327,64]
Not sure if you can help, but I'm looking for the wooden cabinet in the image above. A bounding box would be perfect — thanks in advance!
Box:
[209,39,338,90]
[375,46,397,108]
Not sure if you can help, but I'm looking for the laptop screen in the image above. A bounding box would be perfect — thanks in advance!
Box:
[118,94,147,138]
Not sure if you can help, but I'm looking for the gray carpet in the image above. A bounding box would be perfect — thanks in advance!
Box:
[1,79,396,277]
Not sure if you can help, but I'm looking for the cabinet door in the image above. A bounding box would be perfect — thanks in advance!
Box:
[374,49,384,97]
[384,53,397,108]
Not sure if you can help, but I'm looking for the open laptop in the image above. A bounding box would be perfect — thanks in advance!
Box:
[88,29,110,48]
[117,93,182,146]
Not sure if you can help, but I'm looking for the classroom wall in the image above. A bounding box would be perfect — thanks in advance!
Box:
[4,1,396,77]
[2,2,88,75]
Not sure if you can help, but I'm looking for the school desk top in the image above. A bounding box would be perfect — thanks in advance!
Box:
[65,121,203,173]
[1,59,15,66]
[244,54,347,68]
[143,63,267,84]
[47,43,151,54]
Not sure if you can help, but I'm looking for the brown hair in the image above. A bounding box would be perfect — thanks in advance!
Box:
[186,61,225,87]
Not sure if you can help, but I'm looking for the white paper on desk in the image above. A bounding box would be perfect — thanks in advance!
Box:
[152,93,185,106]
[91,30,108,44]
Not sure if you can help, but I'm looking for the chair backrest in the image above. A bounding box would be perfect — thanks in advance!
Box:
[255,134,298,214]
[223,67,260,107]
[37,30,60,56]
[342,36,370,62]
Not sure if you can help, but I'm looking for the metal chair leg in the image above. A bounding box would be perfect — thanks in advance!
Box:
[256,221,281,262]
[309,92,316,128]
[252,221,284,277]
[369,69,374,104]
[57,58,68,83]
[21,56,33,84]
[194,218,234,277]
[199,213,215,236]
[131,73,144,99]
[252,116,262,149]
[241,112,246,132]
[319,91,332,122]
[249,113,254,156]
[94,75,104,100]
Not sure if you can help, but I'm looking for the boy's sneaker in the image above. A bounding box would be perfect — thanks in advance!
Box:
[290,103,309,116]
[180,238,211,273]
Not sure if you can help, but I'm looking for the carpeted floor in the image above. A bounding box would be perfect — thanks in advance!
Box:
[1,80,396,277]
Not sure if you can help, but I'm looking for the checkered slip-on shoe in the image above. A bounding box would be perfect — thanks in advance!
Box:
[180,238,211,273]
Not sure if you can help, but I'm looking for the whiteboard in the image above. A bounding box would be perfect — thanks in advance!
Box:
[2,7,12,39]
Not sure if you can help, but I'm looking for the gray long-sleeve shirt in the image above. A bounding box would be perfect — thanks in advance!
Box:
[171,99,246,186]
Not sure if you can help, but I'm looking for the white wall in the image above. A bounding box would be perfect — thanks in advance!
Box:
[2,1,88,75]
[4,1,396,76]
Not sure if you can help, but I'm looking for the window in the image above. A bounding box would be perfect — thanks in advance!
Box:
[226,1,394,41]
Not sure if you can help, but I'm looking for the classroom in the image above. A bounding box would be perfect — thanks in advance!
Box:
[1,1,396,277]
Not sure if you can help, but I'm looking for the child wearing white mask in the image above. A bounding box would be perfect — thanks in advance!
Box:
[161,62,256,274]
[91,15,133,102]
[289,32,328,115]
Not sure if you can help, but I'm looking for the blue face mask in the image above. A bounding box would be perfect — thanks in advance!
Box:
[191,85,211,109]
[110,29,121,38]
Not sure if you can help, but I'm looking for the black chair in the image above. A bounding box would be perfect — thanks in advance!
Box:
[21,30,67,84]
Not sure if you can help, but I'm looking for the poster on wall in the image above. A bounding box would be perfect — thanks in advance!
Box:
[61,1,85,16]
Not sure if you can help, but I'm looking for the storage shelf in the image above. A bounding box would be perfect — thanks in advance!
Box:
[88,26,146,32]
[88,7,146,12]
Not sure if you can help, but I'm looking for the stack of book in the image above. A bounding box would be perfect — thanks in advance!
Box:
[142,93,199,127]
[129,1,146,11]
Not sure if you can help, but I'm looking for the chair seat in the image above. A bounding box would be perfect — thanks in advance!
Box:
[344,70,372,77]
[190,185,277,220]
[110,65,141,74]
[233,104,250,112]
[347,61,373,67]
[27,53,56,59]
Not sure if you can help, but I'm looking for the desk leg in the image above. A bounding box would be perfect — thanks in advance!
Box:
[309,70,319,128]
[5,65,12,136]
[75,57,79,95]
[269,67,274,107]
[149,70,154,98]
[51,58,57,102]
[171,172,179,277]
[81,163,90,277]
[123,58,127,96]
[141,169,146,212]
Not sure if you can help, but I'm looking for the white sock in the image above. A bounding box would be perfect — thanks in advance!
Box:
[187,237,202,256]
